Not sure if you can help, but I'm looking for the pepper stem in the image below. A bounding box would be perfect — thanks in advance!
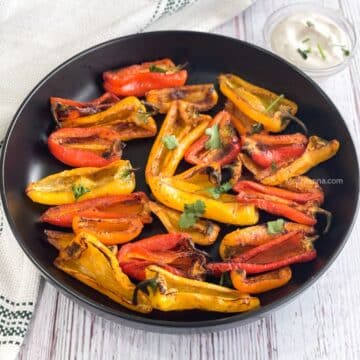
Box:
[314,208,333,234]
[140,101,160,114]
[281,114,308,134]
[132,275,159,305]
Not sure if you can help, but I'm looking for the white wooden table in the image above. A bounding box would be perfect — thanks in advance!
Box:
[17,0,360,358]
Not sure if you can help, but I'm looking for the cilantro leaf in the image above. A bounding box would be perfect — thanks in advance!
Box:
[72,184,90,200]
[267,218,285,235]
[206,182,232,199]
[178,200,206,229]
[149,64,167,73]
[162,135,178,150]
[205,124,221,150]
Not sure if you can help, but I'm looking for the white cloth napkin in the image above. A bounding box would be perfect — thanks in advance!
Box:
[0,0,254,358]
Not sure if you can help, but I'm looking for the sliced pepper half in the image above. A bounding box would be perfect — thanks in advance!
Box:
[40,192,152,227]
[207,230,318,275]
[134,265,260,313]
[219,74,307,133]
[26,160,135,205]
[50,92,119,124]
[219,220,315,260]
[103,58,188,97]
[56,96,157,141]
[241,136,340,185]
[146,100,211,179]
[184,110,241,166]
[53,231,152,313]
[230,267,292,294]
[117,233,208,281]
[72,215,143,245]
[48,127,124,167]
[242,133,308,169]
[145,84,218,113]
[234,178,331,232]
[148,201,220,246]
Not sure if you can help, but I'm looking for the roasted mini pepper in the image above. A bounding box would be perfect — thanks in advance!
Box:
[242,133,308,169]
[148,201,220,246]
[146,100,212,179]
[219,74,307,133]
[145,84,218,113]
[133,265,260,312]
[241,136,340,185]
[26,160,135,205]
[50,92,119,124]
[234,177,332,232]
[48,127,124,167]
[40,192,152,227]
[207,230,318,275]
[219,220,315,260]
[103,58,188,97]
[184,110,241,166]
[51,231,152,313]
[72,215,143,245]
[55,96,157,141]
[230,267,292,294]
[117,233,207,281]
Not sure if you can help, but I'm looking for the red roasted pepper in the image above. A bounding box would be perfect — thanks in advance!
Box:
[48,127,124,167]
[50,92,119,124]
[184,110,241,166]
[242,133,308,169]
[40,192,152,227]
[117,233,207,281]
[233,179,332,231]
[103,59,188,97]
[207,230,317,275]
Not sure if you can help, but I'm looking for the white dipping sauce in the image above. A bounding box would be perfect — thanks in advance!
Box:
[270,12,351,69]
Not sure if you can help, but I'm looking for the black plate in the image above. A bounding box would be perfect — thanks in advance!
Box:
[1,31,359,333]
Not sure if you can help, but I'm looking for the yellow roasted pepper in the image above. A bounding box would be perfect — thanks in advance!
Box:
[56,96,157,141]
[50,231,152,313]
[26,160,135,205]
[137,265,259,312]
[145,84,218,114]
[146,100,211,179]
[219,74,305,133]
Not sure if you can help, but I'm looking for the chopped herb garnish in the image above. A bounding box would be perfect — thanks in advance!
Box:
[72,184,90,200]
[317,43,326,60]
[205,123,221,150]
[265,94,285,113]
[302,38,310,43]
[297,48,310,60]
[149,64,167,73]
[179,200,206,229]
[306,21,314,28]
[162,135,178,150]
[342,48,350,57]
[271,161,277,172]
[219,272,233,288]
[267,218,285,235]
[206,182,232,199]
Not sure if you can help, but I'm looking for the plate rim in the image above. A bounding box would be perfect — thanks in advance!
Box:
[1,30,359,331]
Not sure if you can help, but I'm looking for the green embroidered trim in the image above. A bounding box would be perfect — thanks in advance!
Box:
[0,324,27,337]
[0,340,21,345]
[0,296,33,307]
[0,305,32,320]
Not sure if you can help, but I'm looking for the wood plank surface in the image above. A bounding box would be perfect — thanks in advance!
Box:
[17,0,360,359]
